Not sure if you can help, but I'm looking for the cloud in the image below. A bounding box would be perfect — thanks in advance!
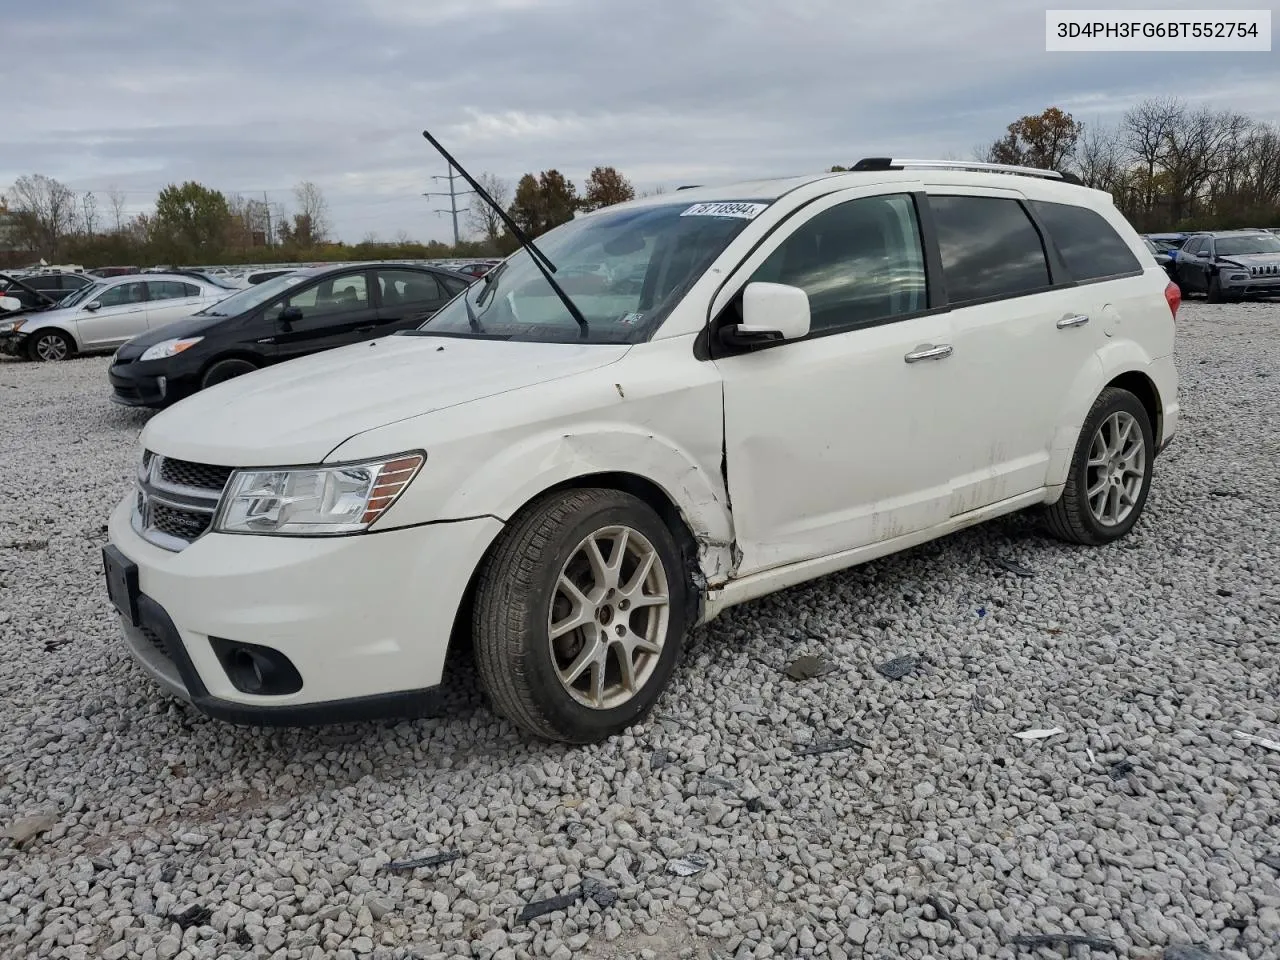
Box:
[4,0,1277,243]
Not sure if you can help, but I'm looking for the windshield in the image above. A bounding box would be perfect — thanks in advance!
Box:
[58,282,106,308]
[1216,235,1280,257]
[417,199,769,343]
[195,271,311,316]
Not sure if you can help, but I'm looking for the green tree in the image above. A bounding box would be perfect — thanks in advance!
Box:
[507,170,579,237]
[581,166,635,211]
[153,181,230,258]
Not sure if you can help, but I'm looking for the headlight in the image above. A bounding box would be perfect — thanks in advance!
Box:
[0,319,23,334]
[214,453,425,536]
[140,337,203,362]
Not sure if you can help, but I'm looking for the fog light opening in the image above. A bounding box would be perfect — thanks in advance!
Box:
[210,638,303,696]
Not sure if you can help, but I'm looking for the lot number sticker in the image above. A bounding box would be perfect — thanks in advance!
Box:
[680,202,768,219]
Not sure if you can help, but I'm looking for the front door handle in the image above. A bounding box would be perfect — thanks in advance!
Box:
[904,343,953,363]
[1057,314,1090,329]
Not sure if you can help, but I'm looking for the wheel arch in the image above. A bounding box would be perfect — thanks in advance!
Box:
[24,324,78,359]
[443,470,710,668]
[199,351,263,382]
[1105,369,1162,448]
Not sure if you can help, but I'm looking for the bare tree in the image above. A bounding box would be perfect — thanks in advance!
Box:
[1121,97,1184,215]
[80,191,99,237]
[465,172,511,242]
[393,228,413,245]
[8,174,79,257]
[1075,124,1124,191]
[293,181,331,243]
[1160,106,1251,221]
[106,186,127,233]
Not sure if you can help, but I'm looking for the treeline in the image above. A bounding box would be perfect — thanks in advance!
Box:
[1,164,640,268]
[969,100,1280,231]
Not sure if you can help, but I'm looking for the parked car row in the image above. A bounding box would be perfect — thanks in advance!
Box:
[100,158,1181,743]
[108,263,472,406]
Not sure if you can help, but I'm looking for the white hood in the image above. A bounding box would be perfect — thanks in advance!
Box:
[142,334,630,466]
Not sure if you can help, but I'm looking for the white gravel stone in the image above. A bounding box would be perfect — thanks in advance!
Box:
[0,301,1277,959]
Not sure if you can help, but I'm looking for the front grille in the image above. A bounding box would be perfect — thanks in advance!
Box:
[151,502,213,541]
[1251,264,1279,276]
[132,452,233,552]
[159,458,234,493]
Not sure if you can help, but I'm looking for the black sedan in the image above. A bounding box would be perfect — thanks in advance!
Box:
[108,262,472,409]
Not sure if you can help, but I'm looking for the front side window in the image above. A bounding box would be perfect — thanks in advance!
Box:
[96,281,150,308]
[747,193,927,333]
[419,200,766,344]
[930,195,1051,303]
[1031,201,1141,281]
[276,273,370,319]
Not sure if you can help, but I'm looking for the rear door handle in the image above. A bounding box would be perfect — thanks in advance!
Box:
[904,343,953,363]
[1057,314,1090,329]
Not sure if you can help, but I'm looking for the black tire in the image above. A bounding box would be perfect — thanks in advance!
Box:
[1206,274,1224,303]
[472,488,689,743]
[1044,387,1155,546]
[26,329,74,362]
[201,358,257,390]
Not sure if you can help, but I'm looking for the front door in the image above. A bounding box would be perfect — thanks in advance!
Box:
[76,280,151,349]
[712,187,959,576]
[268,270,376,361]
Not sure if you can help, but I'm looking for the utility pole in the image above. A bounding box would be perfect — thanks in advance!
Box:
[422,165,475,247]
[263,191,273,249]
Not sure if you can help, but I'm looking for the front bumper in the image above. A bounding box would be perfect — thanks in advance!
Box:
[106,495,504,724]
[1220,273,1280,296]
[0,331,27,356]
[108,361,177,407]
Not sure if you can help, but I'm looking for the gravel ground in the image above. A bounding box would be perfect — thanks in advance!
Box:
[1,300,1278,960]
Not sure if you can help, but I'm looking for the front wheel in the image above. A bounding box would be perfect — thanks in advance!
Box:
[27,329,74,362]
[1207,274,1225,303]
[201,358,257,390]
[1044,387,1154,546]
[472,488,688,743]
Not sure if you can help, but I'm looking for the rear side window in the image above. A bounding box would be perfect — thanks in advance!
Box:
[930,196,1050,304]
[1031,200,1141,281]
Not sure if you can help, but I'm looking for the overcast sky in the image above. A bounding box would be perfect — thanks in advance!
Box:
[5,0,1276,246]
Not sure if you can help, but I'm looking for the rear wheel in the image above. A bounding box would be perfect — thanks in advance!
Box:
[201,358,257,390]
[27,330,74,362]
[472,488,688,743]
[1044,387,1154,546]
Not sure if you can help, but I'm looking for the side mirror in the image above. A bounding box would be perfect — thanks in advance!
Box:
[0,296,20,312]
[719,282,811,350]
[278,305,303,325]
[83,300,102,312]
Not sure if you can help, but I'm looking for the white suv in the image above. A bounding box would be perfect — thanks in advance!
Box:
[103,159,1180,742]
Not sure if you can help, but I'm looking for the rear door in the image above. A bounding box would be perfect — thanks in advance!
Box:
[76,280,151,349]
[373,268,452,333]
[1177,237,1209,293]
[267,269,376,361]
[144,280,208,331]
[926,190,1108,512]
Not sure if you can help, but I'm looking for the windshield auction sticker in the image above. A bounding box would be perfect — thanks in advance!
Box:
[680,202,769,219]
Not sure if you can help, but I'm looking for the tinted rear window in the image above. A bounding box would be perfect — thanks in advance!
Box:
[929,196,1050,303]
[1031,200,1141,281]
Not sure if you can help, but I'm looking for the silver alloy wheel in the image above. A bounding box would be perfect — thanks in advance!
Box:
[547,525,670,710]
[34,333,68,361]
[1086,410,1146,527]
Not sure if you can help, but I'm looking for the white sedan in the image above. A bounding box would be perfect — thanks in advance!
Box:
[0,274,232,361]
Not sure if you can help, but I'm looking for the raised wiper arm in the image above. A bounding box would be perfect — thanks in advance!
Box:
[421,129,588,337]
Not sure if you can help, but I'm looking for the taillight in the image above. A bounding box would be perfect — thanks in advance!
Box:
[1164,281,1180,319]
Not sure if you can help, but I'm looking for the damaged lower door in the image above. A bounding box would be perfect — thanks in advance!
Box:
[714,314,959,577]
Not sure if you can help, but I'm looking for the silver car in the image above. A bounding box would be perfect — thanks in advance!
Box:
[0,275,231,361]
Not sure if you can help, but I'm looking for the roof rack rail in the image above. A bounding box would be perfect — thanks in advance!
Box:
[850,157,1068,180]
